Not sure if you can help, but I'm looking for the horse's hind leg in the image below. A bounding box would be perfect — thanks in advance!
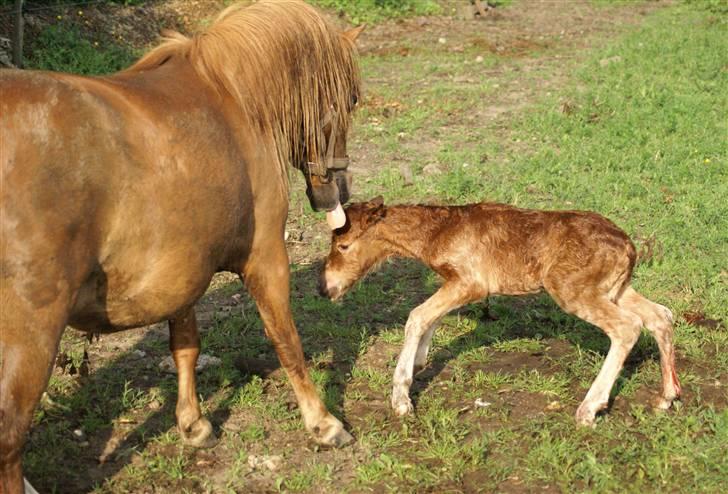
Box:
[617,286,681,408]
[1,292,67,494]
[168,307,216,448]
[243,243,352,448]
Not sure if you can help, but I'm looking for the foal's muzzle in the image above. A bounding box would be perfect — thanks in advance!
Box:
[318,267,344,301]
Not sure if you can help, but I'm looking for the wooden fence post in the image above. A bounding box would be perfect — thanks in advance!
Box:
[12,0,24,68]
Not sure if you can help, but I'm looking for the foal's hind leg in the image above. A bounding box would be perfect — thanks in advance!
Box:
[168,307,216,448]
[548,288,643,426]
[617,286,681,409]
[1,292,67,494]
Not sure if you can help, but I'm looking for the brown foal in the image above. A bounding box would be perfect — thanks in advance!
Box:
[320,197,681,425]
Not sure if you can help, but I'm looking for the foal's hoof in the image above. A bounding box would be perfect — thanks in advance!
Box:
[181,417,218,448]
[574,407,598,428]
[392,399,414,417]
[653,395,678,411]
[311,415,353,448]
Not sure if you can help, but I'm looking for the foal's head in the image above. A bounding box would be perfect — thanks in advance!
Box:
[319,197,388,300]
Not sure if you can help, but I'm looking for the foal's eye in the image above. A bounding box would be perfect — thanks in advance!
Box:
[337,244,349,252]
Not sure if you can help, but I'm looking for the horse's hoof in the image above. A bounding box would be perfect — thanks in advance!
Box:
[181,417,218,448]
[312,415,353,448]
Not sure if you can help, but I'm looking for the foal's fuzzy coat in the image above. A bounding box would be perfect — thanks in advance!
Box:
[320,198,681,425]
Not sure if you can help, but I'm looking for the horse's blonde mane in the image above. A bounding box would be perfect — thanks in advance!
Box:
[128,0,361,192]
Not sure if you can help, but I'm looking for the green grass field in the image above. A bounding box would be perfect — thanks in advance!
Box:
[18,1,727,492]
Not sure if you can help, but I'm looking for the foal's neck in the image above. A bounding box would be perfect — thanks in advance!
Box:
[377,205,450,260]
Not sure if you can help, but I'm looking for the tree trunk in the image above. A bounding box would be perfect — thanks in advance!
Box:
[12,0,24,68]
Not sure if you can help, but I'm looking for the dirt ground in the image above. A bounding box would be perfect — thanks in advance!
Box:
[15,1,724,493]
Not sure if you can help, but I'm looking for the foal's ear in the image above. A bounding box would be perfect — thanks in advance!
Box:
[368,195,384,208]
[362,196,385,227]
[342,25,366,43]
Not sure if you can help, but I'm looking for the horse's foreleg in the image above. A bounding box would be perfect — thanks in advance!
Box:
[168,308,216,447]
[243,245,353,448]
[1,292,67,494]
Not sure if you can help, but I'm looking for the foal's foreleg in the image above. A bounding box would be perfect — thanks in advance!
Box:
[392,283,473,416]
[169,308,216,447]
[244,244,352,447]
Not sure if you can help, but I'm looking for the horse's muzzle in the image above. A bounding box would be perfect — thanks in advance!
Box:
[306,169,352,212]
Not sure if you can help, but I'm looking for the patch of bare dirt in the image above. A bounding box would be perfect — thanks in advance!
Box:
[347,0,670,179]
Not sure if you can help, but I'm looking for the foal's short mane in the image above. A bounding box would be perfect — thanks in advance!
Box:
[127,0,361,192]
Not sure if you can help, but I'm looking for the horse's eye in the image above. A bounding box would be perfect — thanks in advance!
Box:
[337,244,349,252]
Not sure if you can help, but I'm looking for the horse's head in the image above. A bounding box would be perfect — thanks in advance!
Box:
[301,25,364,227]
[303,106,354,213]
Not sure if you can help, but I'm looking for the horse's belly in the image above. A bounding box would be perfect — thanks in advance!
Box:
[69,262,214,332]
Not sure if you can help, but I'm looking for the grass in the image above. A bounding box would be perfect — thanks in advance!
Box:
[26,23,137,75]
[309,0,441,24]
[19,1,728,493]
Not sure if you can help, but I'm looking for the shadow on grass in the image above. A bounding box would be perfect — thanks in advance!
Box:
[25,259,662,492]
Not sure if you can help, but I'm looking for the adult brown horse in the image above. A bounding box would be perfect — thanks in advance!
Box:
[0,1,363,491]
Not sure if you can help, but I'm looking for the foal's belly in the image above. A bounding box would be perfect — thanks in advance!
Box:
[69,255,215,332]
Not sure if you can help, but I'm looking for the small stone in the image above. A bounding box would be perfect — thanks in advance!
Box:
[159,354,222,374]
[284,230,290,241]
[422,164,442,176]
[99,436,121,464]
[24,478,40,494]
[72,428,86,441]
[474,398,492,408]
[599,55,622,67]
[475,55,484,63]
[399,164,414,186]
[438,37,447,44]
[248,454,282,471]
[546,401,563,411]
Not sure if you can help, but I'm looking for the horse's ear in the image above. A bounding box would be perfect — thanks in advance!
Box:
[342,25,366,43]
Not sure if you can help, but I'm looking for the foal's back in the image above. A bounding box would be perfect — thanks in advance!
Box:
[420,203,636,298]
